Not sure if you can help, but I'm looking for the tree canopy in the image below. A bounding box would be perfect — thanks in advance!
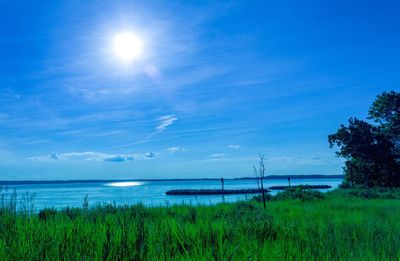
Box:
[329,91,400,187]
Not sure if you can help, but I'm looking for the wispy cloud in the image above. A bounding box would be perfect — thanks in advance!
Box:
[28,151,158,163]
[131,115,178,144]
[166,146,185,153]
[228,144,240,149]
[266,156,344,166]
[98,115,178,150]
[204,155,257,162]
[134,152,158,160]
[155,115,178,132]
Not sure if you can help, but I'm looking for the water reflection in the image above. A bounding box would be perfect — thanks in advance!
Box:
[105,182,144,187]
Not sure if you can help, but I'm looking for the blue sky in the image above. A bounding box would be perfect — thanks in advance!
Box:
[0,0,399,179]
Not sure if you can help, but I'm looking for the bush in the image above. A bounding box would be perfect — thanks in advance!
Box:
[38,208,57,221]
[272,186,325,202]
[252,193,272,203]
[329,187,400,199]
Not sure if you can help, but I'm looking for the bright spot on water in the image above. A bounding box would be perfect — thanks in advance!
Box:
[105,182,144,187]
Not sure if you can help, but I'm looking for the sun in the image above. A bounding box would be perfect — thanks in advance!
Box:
[113,32,143,62]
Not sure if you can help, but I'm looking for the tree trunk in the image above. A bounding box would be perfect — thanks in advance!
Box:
[261,190,266,209]
[261,179,266,209]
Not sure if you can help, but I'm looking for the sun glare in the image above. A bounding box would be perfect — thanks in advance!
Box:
[105,181,144,187]
[113,32,143,62]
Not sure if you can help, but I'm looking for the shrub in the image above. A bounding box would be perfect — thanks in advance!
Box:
[252,193,272,203]
[272,186,325,202]
[38,208,57,221]
[329,187,400,199]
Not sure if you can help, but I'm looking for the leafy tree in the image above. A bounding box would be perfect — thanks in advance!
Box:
[329,91,400,187]
[368,91,400,137]
[369,91,400,159]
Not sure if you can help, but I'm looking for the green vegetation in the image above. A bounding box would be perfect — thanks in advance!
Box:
[327,186,400,199]
[329,91,400,187]
[262,185,324,202]
[0,188,399,260]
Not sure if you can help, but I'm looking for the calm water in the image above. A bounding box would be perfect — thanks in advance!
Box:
[2,178,342,210]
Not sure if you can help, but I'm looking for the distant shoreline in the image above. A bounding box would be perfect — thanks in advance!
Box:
[0,175,343,186]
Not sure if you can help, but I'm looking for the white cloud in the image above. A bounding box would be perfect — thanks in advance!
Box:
[155,115,177,132]
[28,156,52,162]
[204,155,257,162]
[48,152,60,160]
[135,152,159,160]
[211,153,225,158]
[99,115,178,150]
[166,146,185,153]
[60,152,108,161]
[140,115,178,143]
[103,155,134,162]
[28,151,62,161]
[28,151,158,163]
[267,156,342,166]
[228,144,240,149]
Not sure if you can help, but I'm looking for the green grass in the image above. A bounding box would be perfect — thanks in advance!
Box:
[0,189,399,260]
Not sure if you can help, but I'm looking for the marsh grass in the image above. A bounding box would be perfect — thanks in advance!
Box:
[0,188,399,260]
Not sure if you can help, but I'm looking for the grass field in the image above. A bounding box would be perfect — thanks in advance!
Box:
[0,188,399,260]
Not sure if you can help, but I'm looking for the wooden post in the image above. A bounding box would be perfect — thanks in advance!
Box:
[288,177,291,186]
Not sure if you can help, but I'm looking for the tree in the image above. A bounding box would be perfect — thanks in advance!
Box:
[369,91,400,160]
[254,153,267,209]
[329,91,400,187]
[368,91,400,136]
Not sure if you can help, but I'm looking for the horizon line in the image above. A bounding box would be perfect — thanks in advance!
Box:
[0,174,344,185]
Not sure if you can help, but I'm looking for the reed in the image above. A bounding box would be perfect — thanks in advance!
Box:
[0,188,399,260]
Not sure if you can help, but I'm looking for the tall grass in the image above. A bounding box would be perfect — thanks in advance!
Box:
[0,188,399,260]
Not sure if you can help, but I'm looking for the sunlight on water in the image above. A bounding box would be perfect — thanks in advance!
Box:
[105,182,144,187]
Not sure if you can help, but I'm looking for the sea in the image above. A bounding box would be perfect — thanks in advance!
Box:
[0,178,342,211]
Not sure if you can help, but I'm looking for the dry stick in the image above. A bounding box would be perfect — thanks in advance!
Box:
[254,153,267,209]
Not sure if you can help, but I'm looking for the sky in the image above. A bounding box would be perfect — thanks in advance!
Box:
[0,0,399,180]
